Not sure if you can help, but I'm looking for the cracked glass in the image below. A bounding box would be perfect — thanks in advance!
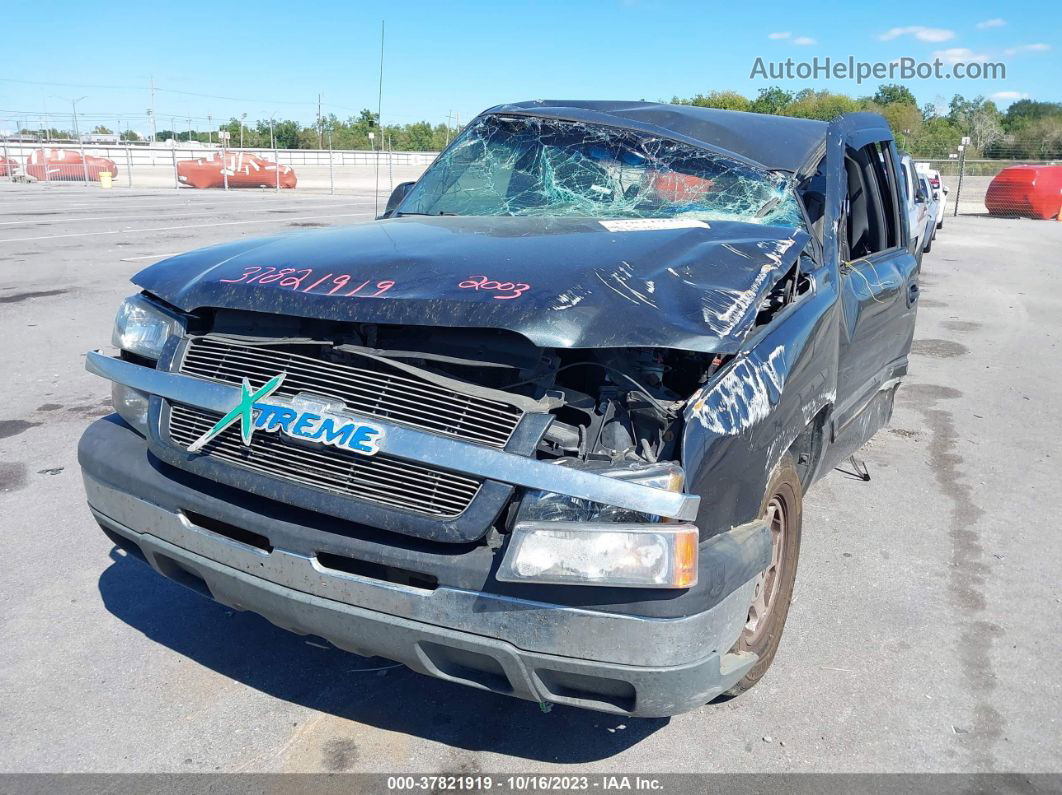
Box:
[399,114,804,228]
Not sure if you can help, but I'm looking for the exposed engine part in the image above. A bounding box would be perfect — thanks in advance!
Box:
[205,310,725,466]
[513,347,721,465]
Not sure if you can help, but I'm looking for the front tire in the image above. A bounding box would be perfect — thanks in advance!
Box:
[724,453,803,696]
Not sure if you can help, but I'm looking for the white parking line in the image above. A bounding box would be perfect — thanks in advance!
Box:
[119,253,183,262]
[0,212,374,243]
[0,193,379,210]
[0,201,375,226]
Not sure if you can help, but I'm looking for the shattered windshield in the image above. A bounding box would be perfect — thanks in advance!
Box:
[398,114,804,228]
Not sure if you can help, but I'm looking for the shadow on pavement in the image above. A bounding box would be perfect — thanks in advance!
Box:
[97,549,668,763]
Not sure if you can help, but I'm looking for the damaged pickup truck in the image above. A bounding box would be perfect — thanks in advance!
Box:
[78,101,919,717]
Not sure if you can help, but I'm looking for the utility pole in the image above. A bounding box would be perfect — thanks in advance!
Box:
[240,113,246,148]
[207,114,212,145]
[149,77,157,143]
[187,117,192,143]
[317,94,323,149]
[374,19,385,215]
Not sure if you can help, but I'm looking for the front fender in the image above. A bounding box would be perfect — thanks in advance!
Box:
[681,268,839,538]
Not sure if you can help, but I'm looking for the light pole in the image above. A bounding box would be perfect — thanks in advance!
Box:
[267,113,275,150]
[187,117,193,144]
[207,114,212,146]
[240,113,246,149]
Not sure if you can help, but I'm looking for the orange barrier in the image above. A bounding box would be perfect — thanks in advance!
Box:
[176,153,296,189]
[24,149,118,182]
[0,155,17,177]
[985,165,1062,220]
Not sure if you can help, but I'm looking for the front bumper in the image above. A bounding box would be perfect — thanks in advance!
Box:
[80,417,763,717]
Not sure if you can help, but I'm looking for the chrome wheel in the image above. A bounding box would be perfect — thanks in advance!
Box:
[744,496,786,642]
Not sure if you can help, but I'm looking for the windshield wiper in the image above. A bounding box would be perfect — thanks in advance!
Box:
[395,210,458,217]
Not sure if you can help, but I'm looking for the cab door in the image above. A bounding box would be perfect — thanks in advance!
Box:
[821,117,920,469]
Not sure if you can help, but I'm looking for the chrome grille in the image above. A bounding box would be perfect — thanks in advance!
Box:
[178,336,523,448]
[167,403,481,518]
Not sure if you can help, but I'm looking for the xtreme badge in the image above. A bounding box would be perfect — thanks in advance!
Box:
[186,373,384,456]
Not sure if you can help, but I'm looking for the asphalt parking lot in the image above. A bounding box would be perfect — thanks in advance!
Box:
[0,182,1059,775]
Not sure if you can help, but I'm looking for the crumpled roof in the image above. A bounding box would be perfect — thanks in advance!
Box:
[488,100,829,174]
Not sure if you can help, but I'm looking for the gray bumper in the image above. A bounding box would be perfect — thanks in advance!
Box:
[81,421,762,717]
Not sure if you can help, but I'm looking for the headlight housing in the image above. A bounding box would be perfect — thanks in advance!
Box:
[499,461,698,588]
[111,295,182,361]
[516,461,684,523]
[497,522,698,589]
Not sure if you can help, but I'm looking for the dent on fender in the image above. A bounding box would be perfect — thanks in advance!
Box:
[689,345,788,436]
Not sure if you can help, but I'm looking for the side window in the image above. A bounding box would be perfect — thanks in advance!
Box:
[797,159,827,242]
[842,143,897,259]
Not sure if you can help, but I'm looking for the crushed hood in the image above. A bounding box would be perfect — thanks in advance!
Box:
[134,216,809,353]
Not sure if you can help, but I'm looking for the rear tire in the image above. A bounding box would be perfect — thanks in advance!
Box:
[923,233,933,253]
[724,453,803,696]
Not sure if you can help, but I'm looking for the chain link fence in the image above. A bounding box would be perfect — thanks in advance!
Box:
[911,147,1062,219]
[0,139,436,202]
[4,137,1061,221]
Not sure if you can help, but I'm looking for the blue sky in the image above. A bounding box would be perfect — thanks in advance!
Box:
[1,0,1058,136]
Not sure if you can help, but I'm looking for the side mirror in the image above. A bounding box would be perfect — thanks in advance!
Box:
[384,181,415,216]
[943,186,950,195]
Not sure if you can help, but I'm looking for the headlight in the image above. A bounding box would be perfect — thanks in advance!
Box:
[112,383,150,436]
[516,461,685,523]
[497,522,698,588]
[111,295,182,361]
[500,461,697,588]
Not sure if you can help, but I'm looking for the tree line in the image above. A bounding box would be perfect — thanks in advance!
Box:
[671,85,1062,160]
[131,109,452,153]
[27,85,1062,159]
